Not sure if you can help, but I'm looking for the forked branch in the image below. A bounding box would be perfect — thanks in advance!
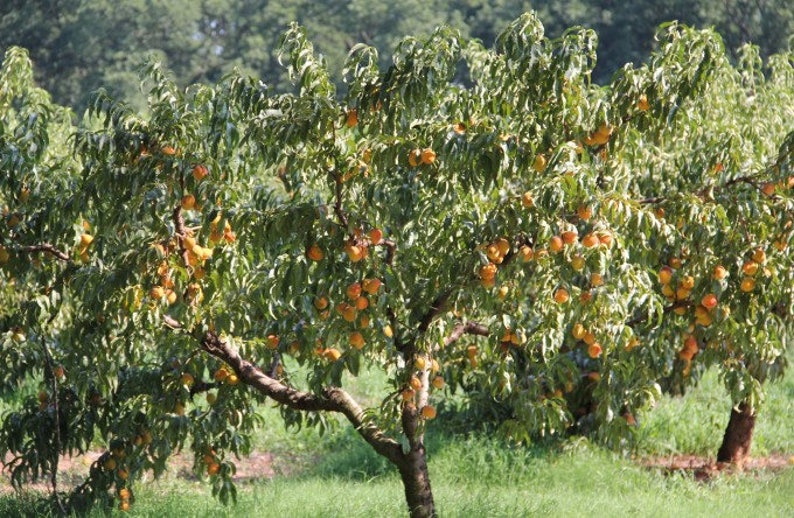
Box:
[200,332,403,463]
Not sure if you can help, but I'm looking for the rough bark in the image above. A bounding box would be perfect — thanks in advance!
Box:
[716,401,756,466]
[200,332,403,464]
[200,331,437,516]
[397,443,436,518]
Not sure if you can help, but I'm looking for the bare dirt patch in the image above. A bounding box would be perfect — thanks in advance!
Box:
[1,449,291,495]
[637,453,794,481]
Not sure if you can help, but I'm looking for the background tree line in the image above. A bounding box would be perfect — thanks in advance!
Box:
[1,0,792,113]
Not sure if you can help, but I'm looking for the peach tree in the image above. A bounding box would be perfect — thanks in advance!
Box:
[1,13,792,518]
[454,19,794,466]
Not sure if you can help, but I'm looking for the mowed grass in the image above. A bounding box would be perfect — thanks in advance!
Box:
[637,360,794,456]
[1,357,793,517]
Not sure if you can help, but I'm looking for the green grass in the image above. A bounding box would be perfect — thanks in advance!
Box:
[3,437,791,517]
[637,363,794,456]
[1,360,793,517]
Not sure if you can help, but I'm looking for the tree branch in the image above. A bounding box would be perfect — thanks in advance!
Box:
[417,292,450,335]
[15,244,70,262]
[200,332,403,464]
[382,238,397,265]
[443,321,489,347]
[333,176,349,229]
[172,206,192,270]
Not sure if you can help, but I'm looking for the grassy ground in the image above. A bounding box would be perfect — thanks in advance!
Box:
[1,360,793,517]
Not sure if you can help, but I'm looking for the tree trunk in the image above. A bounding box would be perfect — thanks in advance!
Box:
[716,401,756,466]
[397,444,436,518]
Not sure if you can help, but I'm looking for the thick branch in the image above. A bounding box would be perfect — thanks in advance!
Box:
[417,292,451,335]
[381,239,397,265]
[15,244,70,262]
[443,321,490,347]
[172,206,191,269]
[200,332,403,463]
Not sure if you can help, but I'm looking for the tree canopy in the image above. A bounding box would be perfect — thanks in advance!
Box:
[1,9,793,518]
[1,0,792,113]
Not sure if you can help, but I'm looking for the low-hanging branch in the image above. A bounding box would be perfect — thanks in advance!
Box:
[199,331,403,464]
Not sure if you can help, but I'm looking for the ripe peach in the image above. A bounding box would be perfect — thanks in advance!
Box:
[421,405,437,419]
[581,233,599,248]
[369,228,383,245]
[346,283,362,300]
[480,263,497,281]
[549,236,564,253]
[701,294,718,310]
[577,205,592,221]
[345,244,365,262]
[192,164,209,181]
[519,245,534,262]
[345,108,358,128]
[362,278,382,295]
[323,348,342,361]
[181,194,196,210]
[307,244,324,261]
[561,230,578,245]
[571,323,586,340]
[349,332,365,350]
[533,154,547,172]
[420,148,437,165]
[742,261,759,276]
[553,287,570,304]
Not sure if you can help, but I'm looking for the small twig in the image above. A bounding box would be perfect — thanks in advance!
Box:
[626,300,691,327]
[333,176,349,229]
[15,244,70,262]
[638,196,666,205]
[723,174,760,188]
[162,315,183,329]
